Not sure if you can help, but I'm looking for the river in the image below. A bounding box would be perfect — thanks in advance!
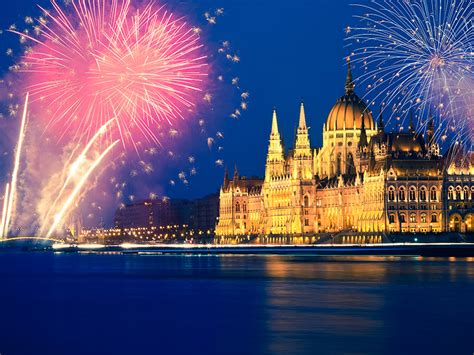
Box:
[0,252,473,354]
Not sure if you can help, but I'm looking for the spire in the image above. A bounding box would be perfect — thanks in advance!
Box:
[426,111,435,147]
[358,113,368,149]
[298,100,307,129]
[271,108,279,136]
[427,111,434,132]
[233,165,238,181]
[345,57,354,94]
[294,100,311,154]
[408,110,416,133]
[378,107,384,132]
[223,167,229,186]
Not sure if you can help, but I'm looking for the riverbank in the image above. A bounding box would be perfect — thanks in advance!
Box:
[49,242,474,257]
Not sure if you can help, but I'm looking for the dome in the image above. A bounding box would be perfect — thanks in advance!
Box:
[325,61,375,131]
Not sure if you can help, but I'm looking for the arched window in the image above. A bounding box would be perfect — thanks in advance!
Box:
[388,187,395,201]
[399,187,406,202]
[409,187,416,202]
[421,213,427,223]
[346,153,355,175]
[243,203,247,213]
[419,187,427,202]
[235,202,240,213]
[304,195,310,208]
[456,187,462,200]
[410,213,416,223]
[336,153,342,176]
[448,187,454,200]
[330,154,335,176]
[388,214,395,224]
[464,187,469,201]
[399,213,406,223]
[430,187,437,201]
[431,214,438,223]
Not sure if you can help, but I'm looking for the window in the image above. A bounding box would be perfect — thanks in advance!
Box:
[304,219,309,226]
[399,188,406,201]
[399,213,406,223]
[456,187,462,200]
[336,153,342,176]
[409,187,416,201]
[235,202,240,213]
[410,213,416,223]
[388,187,395,201]
[346,153,355,175]
[304,195,310,208]
[431,214,438,223]
[421,214,427,223]
[448,187,454,200]
[430,187,437,201]
[389,214,395,224]
[243,203,247,213]
[419,187,427,202]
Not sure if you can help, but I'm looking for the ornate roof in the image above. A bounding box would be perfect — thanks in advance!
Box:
[325,60,375,131]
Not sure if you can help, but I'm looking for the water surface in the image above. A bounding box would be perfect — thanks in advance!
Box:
[0,252,473,354]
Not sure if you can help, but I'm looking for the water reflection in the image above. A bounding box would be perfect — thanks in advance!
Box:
[1,253,474,355]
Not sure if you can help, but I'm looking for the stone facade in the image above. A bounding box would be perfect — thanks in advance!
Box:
[215,62,473,242]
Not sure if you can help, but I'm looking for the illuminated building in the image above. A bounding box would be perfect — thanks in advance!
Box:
[79,194,219,244]
[216,62,474,243]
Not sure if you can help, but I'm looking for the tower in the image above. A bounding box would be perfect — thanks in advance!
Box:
[265,109,285,180]
[426,112,439,157]
[293,101,313,180]
[408,110,416,133]
[223,167,229,188]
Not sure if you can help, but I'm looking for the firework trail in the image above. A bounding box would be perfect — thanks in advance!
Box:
[46,139,120,238]
[0,93,29,238]
[13,0,209,151]
[40,118,117,233]
[348,0,474,142]
[0,184,10,239]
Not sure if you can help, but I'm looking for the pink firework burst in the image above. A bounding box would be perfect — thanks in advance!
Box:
[15,0,209,149]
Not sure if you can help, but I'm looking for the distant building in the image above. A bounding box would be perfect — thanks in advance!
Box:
[78,194,220,244]
[190,193,220,233]
[215,61,474,243]
[114,199,193,229]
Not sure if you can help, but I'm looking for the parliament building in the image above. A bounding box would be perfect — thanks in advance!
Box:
[215,62,474,244]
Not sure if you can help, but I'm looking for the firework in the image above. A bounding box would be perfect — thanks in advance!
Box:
[40,118,117,233]
[46,139,119,238]
[348,0,474,141]
[0,184,10,239]
[0,93,29,238]
[14,0,209,150]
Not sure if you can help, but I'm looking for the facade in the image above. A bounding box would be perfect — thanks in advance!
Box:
[79,194,219,244]
[114,199,193,229]
[215,62,474,243]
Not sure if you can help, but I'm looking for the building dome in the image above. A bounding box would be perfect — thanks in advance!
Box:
[325,61,375,131]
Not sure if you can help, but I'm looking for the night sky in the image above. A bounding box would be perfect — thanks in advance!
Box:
[0,0,372,201]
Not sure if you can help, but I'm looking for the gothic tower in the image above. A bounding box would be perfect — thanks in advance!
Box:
[293,101,313,180]
[265,109,285,180]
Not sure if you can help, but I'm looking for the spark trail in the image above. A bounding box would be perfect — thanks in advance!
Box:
[46,139,120,238]
[348,0,474,141]
[1,93,29,238]
[40,117,117,233]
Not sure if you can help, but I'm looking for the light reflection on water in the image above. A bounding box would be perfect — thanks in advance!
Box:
[0,253,474,355]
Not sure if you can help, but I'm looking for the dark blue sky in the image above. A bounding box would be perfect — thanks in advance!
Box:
[0,0,372,200]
